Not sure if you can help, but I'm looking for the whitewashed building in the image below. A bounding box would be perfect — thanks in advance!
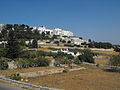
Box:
[70,36,89,45]
[53,28,73,36]
[38,26,53,35]
[36,26,73,37]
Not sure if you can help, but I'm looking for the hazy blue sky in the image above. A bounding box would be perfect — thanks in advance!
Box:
[0,0,120,44]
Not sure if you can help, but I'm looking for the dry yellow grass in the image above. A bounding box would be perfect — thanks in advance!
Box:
[37,48,52,52]
[40,44,58,47]
[26,66,120,90]
[95,59,109,65]
[93,50,119,55]
[40,44,85,48]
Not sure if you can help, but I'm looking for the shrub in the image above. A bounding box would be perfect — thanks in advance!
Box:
[74,57,81,65]
[33,57,50,67]
[96,64,99,67]
[78,49,94,63]
[109,55,120,67]
[19,51,38,58]
[9,73,22,81]
[32,39,38,48]
[14,58,30,68]
[0,48,7,57]
[63,69,69,73]
[0,57,8,70]
[114,47,120,52]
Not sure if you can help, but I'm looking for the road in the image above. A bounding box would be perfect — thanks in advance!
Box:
[0,84,22,90]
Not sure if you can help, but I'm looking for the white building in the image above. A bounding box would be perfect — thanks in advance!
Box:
[52,49,81,57]
[38,26,53,35]
[70,36,89,45]
[53,28,73,36]
[37,26,73,37]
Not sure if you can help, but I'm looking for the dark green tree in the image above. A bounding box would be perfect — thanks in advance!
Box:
[6,30,22,59]
[109,55,120,67]
[0,48,7,57]
[78,49,94,63]
[0,57,8,70]
[32,39,38,48]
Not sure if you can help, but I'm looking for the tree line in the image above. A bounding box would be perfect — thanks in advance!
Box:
[88,41,113,49]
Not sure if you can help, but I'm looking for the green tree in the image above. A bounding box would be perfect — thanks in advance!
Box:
[0,57,8,70]
[32,39,38,48]
[67,41,71,43]
[19,51,38,58]
[74,57,81,64]
[14,58,30,68]
[109,55,120,67]
[0,48,7,57]
[61,40,66,43]
[78,49,94,63]
[33,57,50,67]
[6,30,22,59]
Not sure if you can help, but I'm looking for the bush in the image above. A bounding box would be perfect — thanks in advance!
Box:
[19,51,38,58]
[0,57,8,70]
[78,49,94,63]
[88,42,112,49]
[109,55,120,67]
[33,58,50,67]
[0,44,4,48]
[9,73,22,81]
[96,64,99,67]
[114,47,120,52]
[14,58,30,68]
[32,39,38,48]
[74,57,81,64]
[0,48,7,57]
[63,69,69,73]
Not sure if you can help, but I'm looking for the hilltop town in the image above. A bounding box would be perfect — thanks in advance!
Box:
[0,24,120,90]
[0,24,89,47]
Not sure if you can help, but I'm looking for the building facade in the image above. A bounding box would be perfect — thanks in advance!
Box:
[36,26,74,37]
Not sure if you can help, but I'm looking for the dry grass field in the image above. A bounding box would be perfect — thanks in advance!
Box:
[92,50,119,55]
[93,50,119,66]
[37,48,53,52]
[0,47,120,90]
[95,59,109,66]
[26,66,120,90]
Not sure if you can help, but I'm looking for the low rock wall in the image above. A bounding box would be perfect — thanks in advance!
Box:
[20,68,65,77]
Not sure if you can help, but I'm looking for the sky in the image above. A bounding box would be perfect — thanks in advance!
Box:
[0,0,120,44]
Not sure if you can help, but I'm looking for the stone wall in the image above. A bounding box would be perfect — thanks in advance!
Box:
[20,68,65,77]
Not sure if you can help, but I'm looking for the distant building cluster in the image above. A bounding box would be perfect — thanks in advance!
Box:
[31,26,89,45]
[32,26,74,36]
